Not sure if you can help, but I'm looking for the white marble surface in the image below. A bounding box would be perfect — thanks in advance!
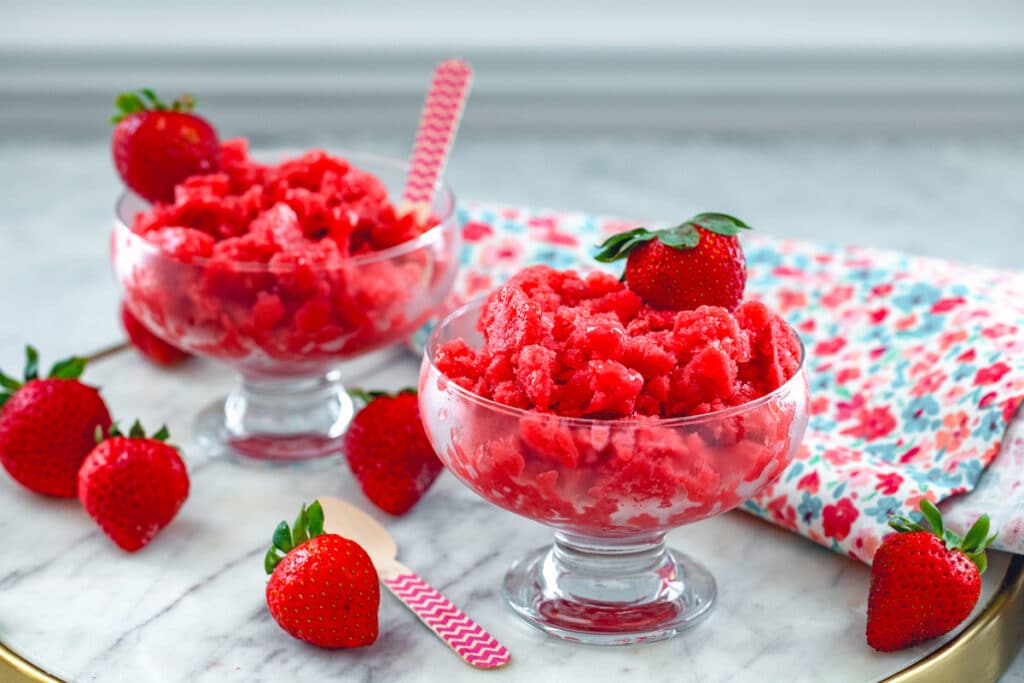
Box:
[0,347,1012,683]
[2,135,1024,681]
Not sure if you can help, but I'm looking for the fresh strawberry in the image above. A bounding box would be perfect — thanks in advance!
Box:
[111,89,220,203]
[120,303,191,366]
[866,500,996,652]
[343,389,443,515]
[265,501,380,648]
[595,212,751,310]
[78,421,189,551]
[0,347,112,497]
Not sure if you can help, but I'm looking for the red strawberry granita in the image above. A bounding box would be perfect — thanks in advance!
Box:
[422,265,808,536]
[113,140,458,375]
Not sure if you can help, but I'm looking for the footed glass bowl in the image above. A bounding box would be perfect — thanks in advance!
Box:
[112,152,460,465]
[419,300,810,644]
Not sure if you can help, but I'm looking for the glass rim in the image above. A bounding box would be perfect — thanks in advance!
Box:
[112,150,458,272]
[424,296,808,428]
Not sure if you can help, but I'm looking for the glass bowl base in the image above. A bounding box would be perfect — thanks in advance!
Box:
[194,371,353,466]
[503,534,716,645]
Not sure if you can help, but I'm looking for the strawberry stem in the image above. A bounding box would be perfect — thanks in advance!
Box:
[0,346,88,408]
[889,501,997,573]
[111,88,197,123]
[264,500,326,574]
[99,420,171,442]
[594,212,752,262]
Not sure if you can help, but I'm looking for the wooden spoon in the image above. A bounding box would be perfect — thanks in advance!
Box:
[319,496,510,669]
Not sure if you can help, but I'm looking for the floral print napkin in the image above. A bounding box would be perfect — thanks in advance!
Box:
[413,203,1024,563]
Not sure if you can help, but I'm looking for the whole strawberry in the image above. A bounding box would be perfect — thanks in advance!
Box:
[343,389,443,515]
[0,347,112,497]
[111,89,220,203]
[595,212,751,310]
[78,421,190,551]
[265,501,380,648]
[866,500,996,652]
[121,302,191,366]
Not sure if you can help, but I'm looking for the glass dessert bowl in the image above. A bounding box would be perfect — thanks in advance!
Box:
[419,298,810,645]
[112,151,460,465]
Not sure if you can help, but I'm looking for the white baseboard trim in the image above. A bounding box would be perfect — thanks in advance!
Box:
[3,46,1023,136]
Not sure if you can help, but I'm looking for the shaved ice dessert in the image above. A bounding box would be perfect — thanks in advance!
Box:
[423,265,808,536]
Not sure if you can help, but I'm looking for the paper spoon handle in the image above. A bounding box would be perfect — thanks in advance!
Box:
[382,564,511,669]
[401,58,473,208]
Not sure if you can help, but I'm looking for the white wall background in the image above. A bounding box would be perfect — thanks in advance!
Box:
[3,0,1023,138]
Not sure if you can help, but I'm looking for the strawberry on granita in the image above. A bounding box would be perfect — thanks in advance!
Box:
[111,89,220,204]
[595,212,751,311]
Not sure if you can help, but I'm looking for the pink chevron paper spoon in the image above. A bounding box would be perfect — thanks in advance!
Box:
[318,496,511,669]
[401,59,473,217]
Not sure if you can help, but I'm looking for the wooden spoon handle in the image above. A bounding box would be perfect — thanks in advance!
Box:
[383,563,511,669]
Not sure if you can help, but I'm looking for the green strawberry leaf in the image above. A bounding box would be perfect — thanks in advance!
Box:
[966,549,988,575]
[152,425,171,442]
[272,521,293,554]
[291,504,309,547]
[114,92,145,116]
[691,212,753,236]
[0,370,21,391]
[307,500,325,538]
[265,501,329,574]
[961,514,991,552]
[919,499,944,538]
[888,516,926,534]
[0,392,10,409]
[24,346,39,381]
[943,528,964,548]
[655,223,700,249]
[128,420,146,439]
[171,94,196,112]
[594,228,658,262]
[264,547,284,575]
[48,356,87,380]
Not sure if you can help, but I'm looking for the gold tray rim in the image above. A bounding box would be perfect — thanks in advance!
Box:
[4,555,1022,683]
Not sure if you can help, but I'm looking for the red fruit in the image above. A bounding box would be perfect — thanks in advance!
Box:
[343,389,443,515]
[0,347,112,497]
[111,89,220,203]
[78,421,190,551]
[595,212,750,311]
[120,302,191,366]
[866,501,996,652]
[265,501,380,648]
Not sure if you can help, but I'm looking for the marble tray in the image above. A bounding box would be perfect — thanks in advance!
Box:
[0,346,1018,683]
